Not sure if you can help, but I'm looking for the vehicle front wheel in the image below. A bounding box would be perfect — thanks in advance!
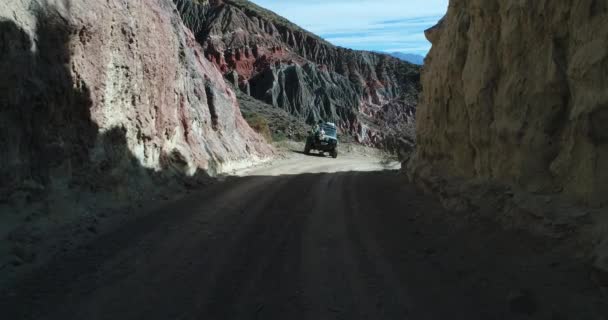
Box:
[304,143,311,154]
[331,149,338,158]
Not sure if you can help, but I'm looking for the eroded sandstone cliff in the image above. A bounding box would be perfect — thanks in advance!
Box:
[0,0,272,195]
[198,0,420,144]
[0,0,275,275]
[411,0,608,273]
[414,0,608,206]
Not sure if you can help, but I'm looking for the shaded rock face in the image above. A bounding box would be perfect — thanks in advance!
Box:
[415,0,608,206]
[248,63,360,128]
[0,0,272,194]
[199,0,420,144]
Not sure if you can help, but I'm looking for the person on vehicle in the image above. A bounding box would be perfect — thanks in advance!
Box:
[312,119,324,134]
[312,120,324,141]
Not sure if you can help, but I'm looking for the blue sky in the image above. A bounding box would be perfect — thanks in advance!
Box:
[249,0,449,56]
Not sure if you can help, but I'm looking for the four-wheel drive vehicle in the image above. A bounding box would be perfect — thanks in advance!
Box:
[305,122,339,158]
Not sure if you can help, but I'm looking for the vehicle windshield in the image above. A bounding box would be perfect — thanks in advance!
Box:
[321,124,337,138]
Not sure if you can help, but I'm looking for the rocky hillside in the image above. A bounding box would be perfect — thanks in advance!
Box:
[0,0,273,200]
[414,0,608,206]
[410,1,608,272]
[198,0,420,144]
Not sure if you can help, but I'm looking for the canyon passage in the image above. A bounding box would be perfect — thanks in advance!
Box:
[1,0,608,319]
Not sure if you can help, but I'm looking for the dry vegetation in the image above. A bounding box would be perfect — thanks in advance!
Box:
[242,113,273,143]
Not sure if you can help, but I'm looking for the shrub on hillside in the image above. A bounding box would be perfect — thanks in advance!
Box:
[242,112,273,143]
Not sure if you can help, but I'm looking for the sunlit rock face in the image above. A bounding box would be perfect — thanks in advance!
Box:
[199,0,420,144]
[0,0,273,193]
[414,0,608,206]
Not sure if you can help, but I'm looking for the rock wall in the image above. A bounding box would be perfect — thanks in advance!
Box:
[414,0,608,207]
[0,0,273,196]
[199,0,420,144]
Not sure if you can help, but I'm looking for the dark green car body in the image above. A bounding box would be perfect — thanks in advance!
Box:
[305,123,339,158]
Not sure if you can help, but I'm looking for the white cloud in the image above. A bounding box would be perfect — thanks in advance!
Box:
[250,0,448,55]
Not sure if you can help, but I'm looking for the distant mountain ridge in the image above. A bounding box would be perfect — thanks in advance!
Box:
[387,52,425,65]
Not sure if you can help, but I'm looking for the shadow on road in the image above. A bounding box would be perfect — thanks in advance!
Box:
[290,149,331,158]
[2,170,606,319]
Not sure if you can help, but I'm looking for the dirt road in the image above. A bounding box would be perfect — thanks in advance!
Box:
[2,150,606,319]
